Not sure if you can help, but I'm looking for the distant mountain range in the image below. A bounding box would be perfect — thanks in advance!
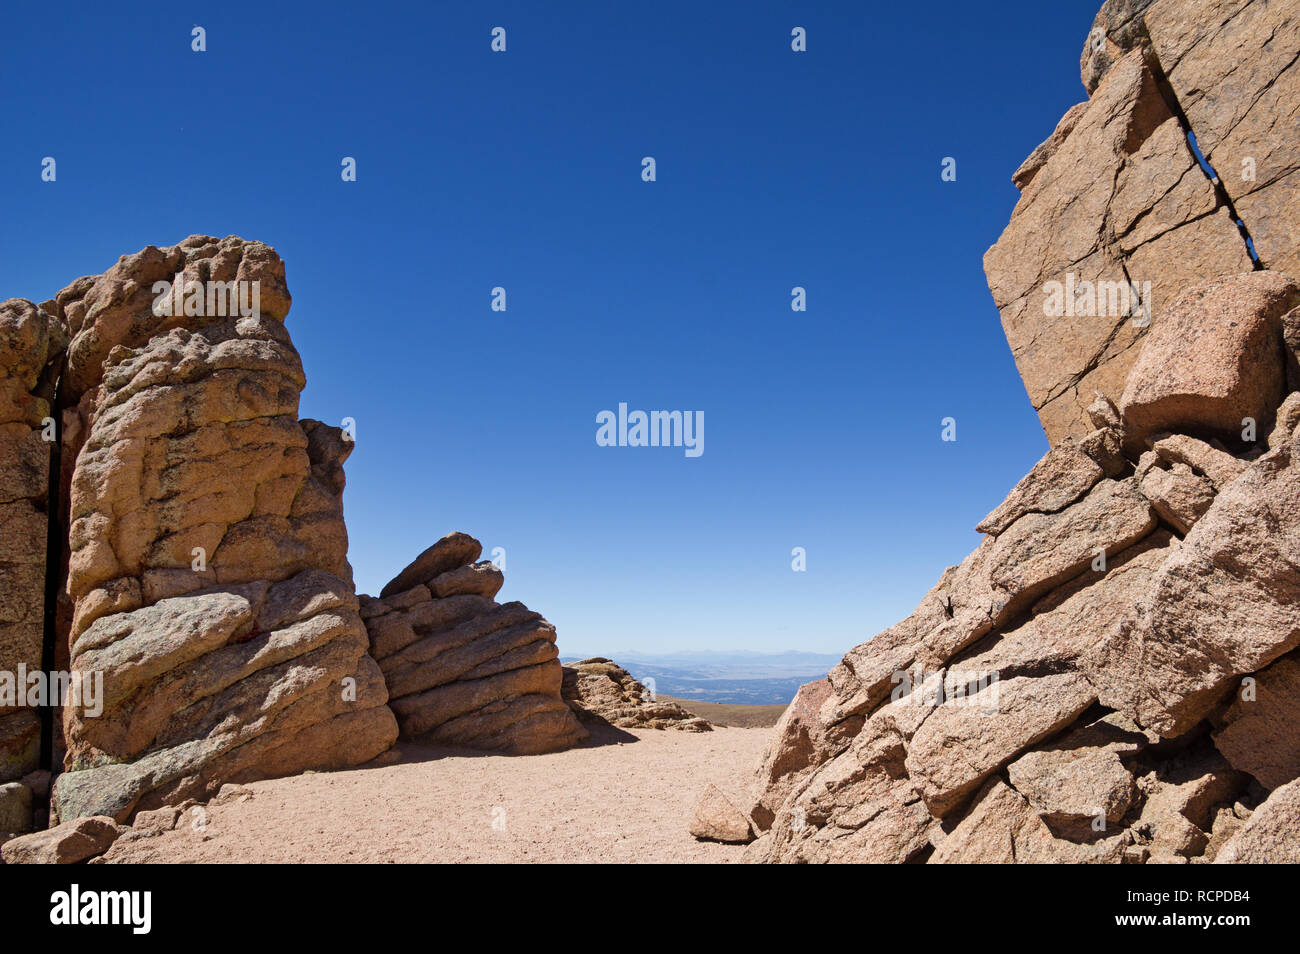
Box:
[559,650,840,706]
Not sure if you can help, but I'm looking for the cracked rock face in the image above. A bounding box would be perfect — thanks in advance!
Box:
[47,237,397,822]
[1144,0,1300,279]
[984,0,1300,444]
[0,299,65,784]
[362,532,588,754]
[747,0,1300,854]
[985,46,1253,444]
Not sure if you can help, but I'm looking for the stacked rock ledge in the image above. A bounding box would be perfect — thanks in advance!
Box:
[361,532,587,755]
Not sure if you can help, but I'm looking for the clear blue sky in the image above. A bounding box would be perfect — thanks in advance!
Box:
[2,1,1101,656]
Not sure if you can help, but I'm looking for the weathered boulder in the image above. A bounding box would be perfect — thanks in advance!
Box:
[48,237,397,821]
[1212,653,1300,789]
[0,814,121,864]
[1130,748,1248,860]
[1139,461,1216,533]
[1080,0,1158,94]
[1008,748,1135,828]
[1214,778,1300,863]
[907,672,1097,818]
[0,298,65,782]
[991,0,1300,444]
[1119,272,1300,452]
[363,533,586,754]
[561,658,711,732]
[930,779,1131,864]
[689,783,753,843]
[1147,433,1248,489]
[379,532,483,599]
[752,692,939,864]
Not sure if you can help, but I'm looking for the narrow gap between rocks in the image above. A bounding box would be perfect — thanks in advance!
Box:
[1185,130,1262,267]
[38,374,63,781]
[1145,47,1263,269]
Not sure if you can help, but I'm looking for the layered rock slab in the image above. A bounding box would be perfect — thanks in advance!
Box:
[561,658,711,732]
[747,361,1284,863]
[48,237,397,821]
[362,532,586,754]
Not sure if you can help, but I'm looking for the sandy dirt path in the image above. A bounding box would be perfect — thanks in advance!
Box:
[100,726,771,864]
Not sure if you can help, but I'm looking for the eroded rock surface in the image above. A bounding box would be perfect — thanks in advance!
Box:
[986,0,1300,444]
[1214,777,1300,863]
[561,658,711,732]
[753,87,1300,862]
[47,237,397,822]
[689,783,753,843]
[1119,272,1300,451]
[362,532,587,754]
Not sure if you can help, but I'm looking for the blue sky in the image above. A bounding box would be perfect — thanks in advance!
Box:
[2,1,1101,656]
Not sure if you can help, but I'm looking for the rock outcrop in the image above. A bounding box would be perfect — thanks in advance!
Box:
[745,0,1300,863]
[46,236,397,822]
[561,658,712,732]
[985,0,1299,444]
[748,333,1300,861]
[0,299,64,785]
[361,532,587,754]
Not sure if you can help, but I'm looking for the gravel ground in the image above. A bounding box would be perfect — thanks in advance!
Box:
[100,726,772,864]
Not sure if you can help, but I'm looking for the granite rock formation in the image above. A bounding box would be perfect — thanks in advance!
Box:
[361,532,587,754]
[747,335,1300,861]
[45,236,397,822]
[745,0,1300,863]
[985,0,1298,444]
[561,657,712,732]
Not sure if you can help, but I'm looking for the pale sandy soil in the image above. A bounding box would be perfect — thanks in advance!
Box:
[101,726,771,864]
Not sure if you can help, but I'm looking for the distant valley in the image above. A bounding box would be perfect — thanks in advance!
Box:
[560,650,839,705]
